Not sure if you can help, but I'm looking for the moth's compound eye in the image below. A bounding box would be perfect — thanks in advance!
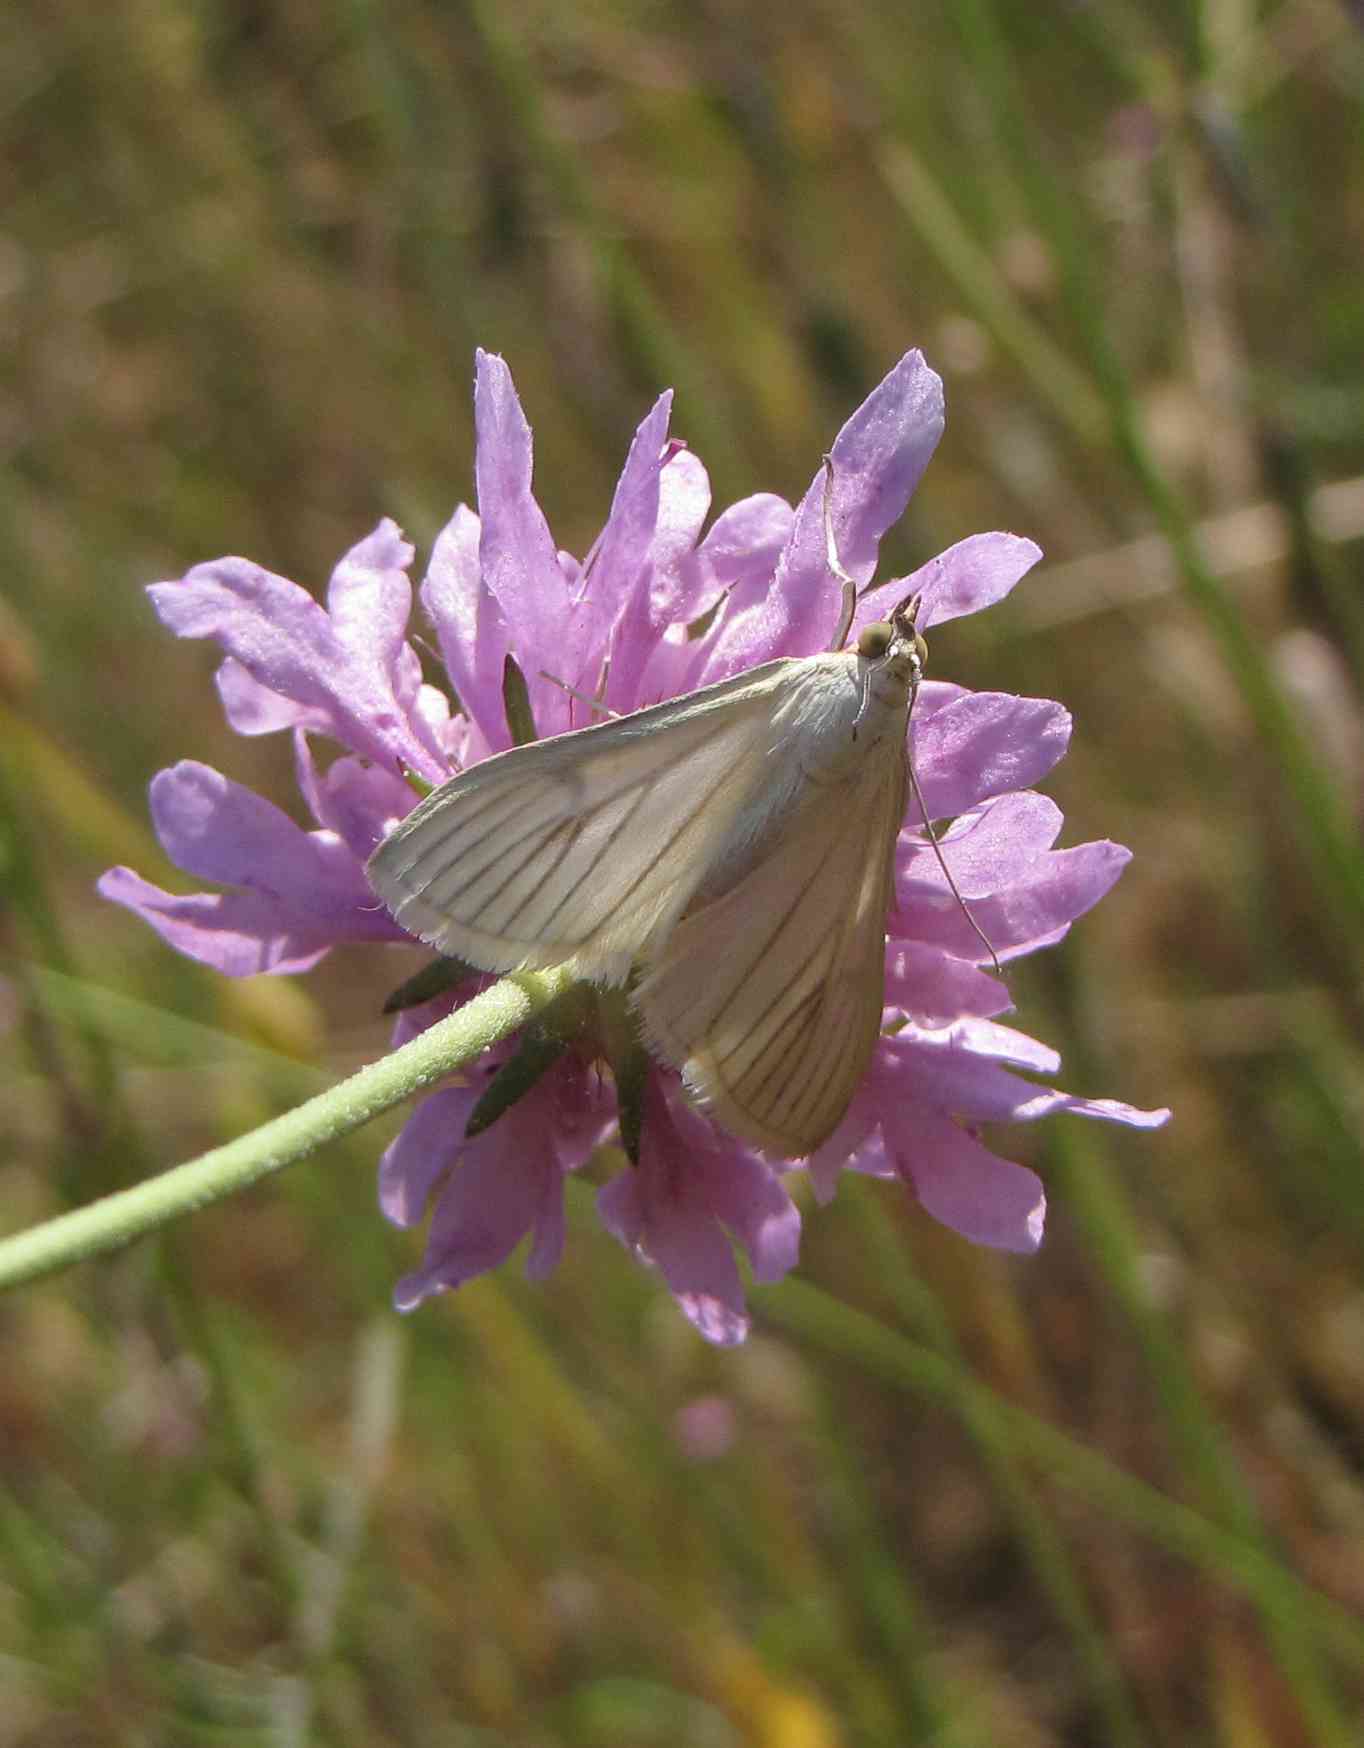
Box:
[913,632,929,669]
[857,621,893,659]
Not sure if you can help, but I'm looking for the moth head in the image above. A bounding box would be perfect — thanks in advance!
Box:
[856,591,928,682]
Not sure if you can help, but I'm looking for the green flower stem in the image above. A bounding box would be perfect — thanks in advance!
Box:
[0,966,576,1294]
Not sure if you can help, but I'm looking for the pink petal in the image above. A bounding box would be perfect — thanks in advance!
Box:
[878,1024,1169,1130]
[98,868,334,975]
[411,680,456,756]
[898,792,1064,901]
[631,626,708,709]
[699,352,945,675]
[645,449,715,625]
[149,521,447,783]
[325,520,416,680]
[592,393,677,708]
[842,1130,895,1180]
[378,1083,481,1227]
[99,762,403,972]
[945,1017,1062,1074]
[852,531,1043,641]
[672,491,793,656]
[805,1086,881,1202]
[824,350,945,578]
[895,841,1132,959]
[598,1159,751,1345]
[876,1024,1057,1120]
[215,658,305,734]
[150,762,324,886]
[421,503,511,753]
[883,942,1013,1022]
[393,1091,568,1308]
[472,352,562,621]
[597,1082,801,1345]
[473,352,589,743]
[909,693,1072,822]
[147,762,381,922]
[1009,1090,1172,1128]
[293,739,415,865]
[887,1109,1047,1252]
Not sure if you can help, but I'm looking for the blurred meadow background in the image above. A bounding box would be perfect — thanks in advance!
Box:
[4,0,1364,1743]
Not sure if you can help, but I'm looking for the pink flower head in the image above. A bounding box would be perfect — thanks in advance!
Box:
[102,349,1168,1343]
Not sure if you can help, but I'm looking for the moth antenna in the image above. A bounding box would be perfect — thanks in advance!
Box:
[823,456,859,652]
[905,679,1004,980]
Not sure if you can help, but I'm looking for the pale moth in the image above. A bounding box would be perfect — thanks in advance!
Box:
[367,465,992,1159]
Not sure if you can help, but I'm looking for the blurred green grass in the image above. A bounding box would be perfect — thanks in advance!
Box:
[4,1,1364,1743]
